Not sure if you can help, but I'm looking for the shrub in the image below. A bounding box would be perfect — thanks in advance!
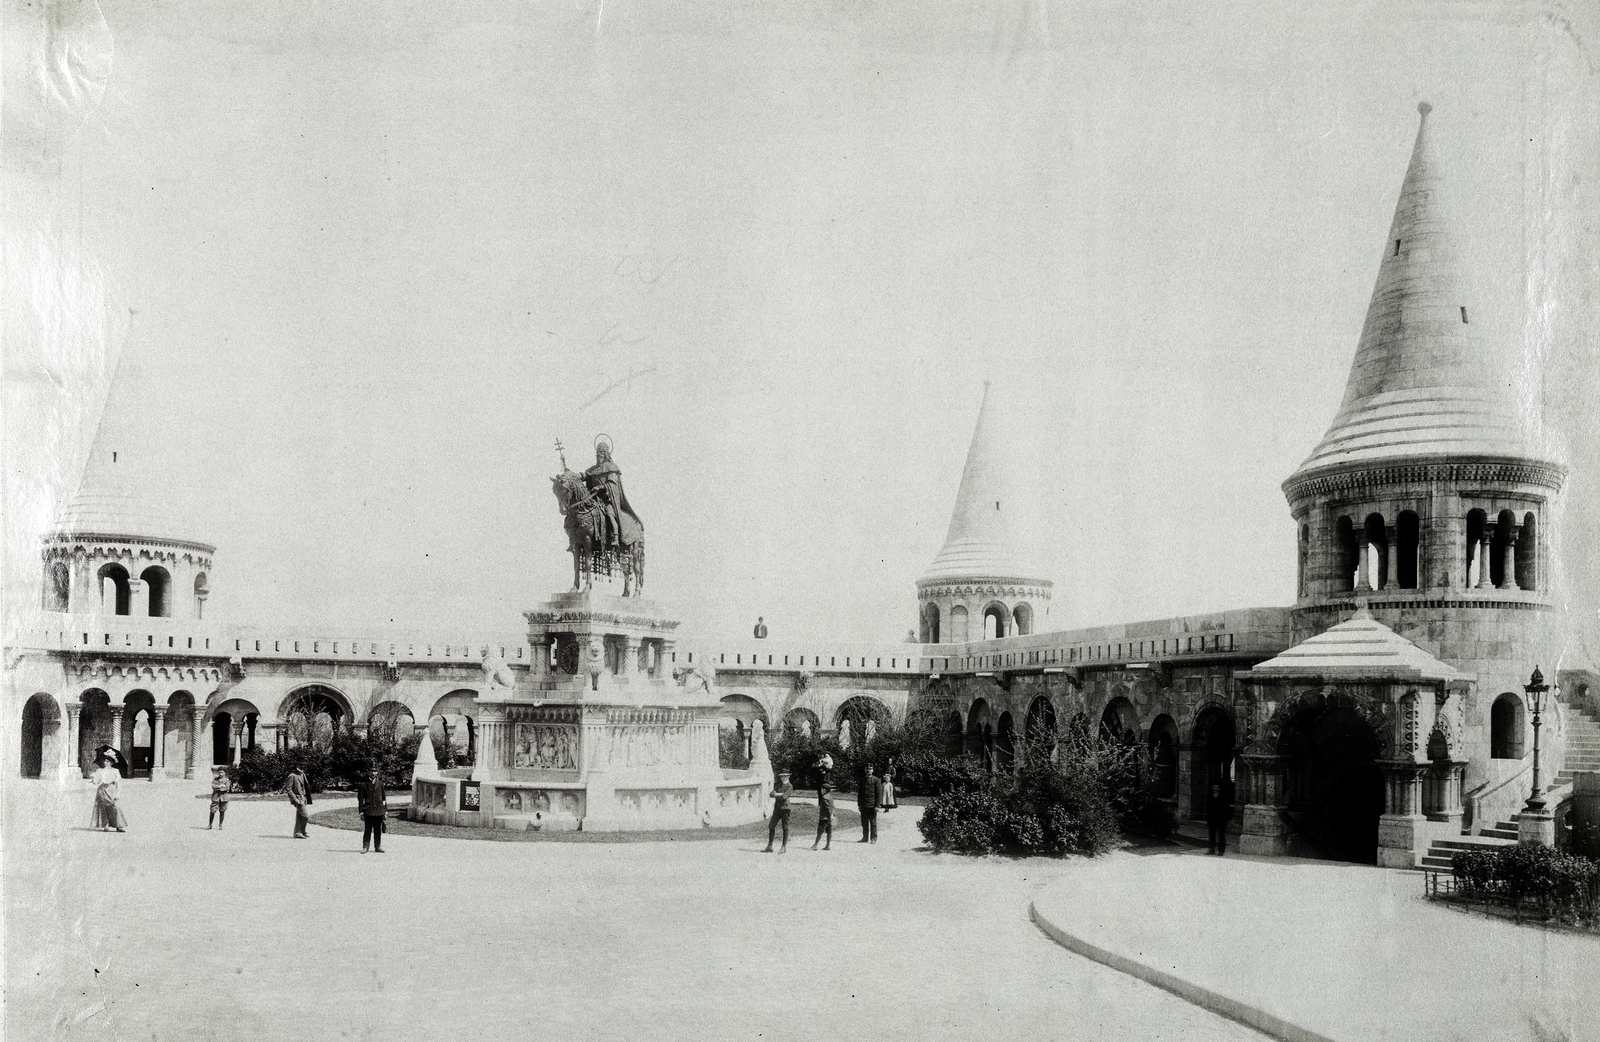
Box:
[718,728,752,770]
[1452,843,1600,924]
[228,729,422,794]
[918,736,1124,858]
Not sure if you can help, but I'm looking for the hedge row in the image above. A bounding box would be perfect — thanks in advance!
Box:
[1451,844,1600,925]
[227,729,422,794]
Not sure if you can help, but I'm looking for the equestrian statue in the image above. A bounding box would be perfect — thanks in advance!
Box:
[551,435,645,596]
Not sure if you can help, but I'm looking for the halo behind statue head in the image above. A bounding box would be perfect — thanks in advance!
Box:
[594,433,614,457]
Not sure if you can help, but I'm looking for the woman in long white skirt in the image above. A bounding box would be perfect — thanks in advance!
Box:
[90,757,128,832]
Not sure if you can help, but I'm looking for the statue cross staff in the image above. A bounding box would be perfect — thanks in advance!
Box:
[555,438,568,470]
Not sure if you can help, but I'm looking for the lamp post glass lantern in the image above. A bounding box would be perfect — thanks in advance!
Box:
[1524,667,1550,813]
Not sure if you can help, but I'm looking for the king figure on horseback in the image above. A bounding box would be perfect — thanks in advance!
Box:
[552,436,646,596]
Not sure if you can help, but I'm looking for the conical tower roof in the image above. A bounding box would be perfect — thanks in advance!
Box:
[50,348,211,548]
[920,381,1047,584]
[1294,103,1540,476]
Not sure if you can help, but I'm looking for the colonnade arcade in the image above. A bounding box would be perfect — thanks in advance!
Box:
[1320,505,1542,596]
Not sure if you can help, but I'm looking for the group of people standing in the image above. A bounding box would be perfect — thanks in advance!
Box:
[763,756,897,854]
[93,757,390,852]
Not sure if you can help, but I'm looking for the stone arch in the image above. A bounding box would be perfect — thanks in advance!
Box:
[967,697,994,765]
[1396,510,1421,589]
[19,693,62,779]
[140,565,172,618]
[1148,713,1179,799]
[280,685,353,751]
[1491,509,1517,587]
[166,690,198,779]
[1490,693,1524,759]
[1190,703,1236,819]
[1024,695,1058,758]
[981,602,1010,640]
[1275,695,1386,864]
[997,711,1016,772]
[1012,603,1034,636]
[1335,515,1359,592]
[428,690,480,763]
[1261,689,1388,757]
[77,689,112,773]
[950,604,970,643]
[921,602,941,644]
[1362,513,1388,590]
[98,562,131,616]
[1516,511,1538,591]
[193,571,209,619]
[212,697,262,766]
[783,707,819,738]
[1465,508,1489,587]
[122,690,158,778]
[369,700,416,741]
[836,695,890,748]
[1098,696,1137,745]
[719,694,770,763]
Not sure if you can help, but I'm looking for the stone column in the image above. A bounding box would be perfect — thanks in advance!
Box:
[153,707,167,773]
[1355,540,1370,592]
[1383,526,1399,590]
[1238,754,1287,856]
[231,722,245,765]
[65,703,82,771]
[1498,525,1520,590]
[189,710,205,777]
[128,577,147,618]
[1425,761,1465,825]
[1377,761,1430,868]
[108,704,126,751]
[1476,529,1495,588]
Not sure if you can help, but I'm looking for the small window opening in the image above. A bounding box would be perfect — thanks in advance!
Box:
[112,451,118,462]
[1460,306,1468,324]
[1394,239,1402,257]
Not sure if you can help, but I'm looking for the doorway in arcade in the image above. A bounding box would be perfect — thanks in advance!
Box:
[1278,703,1385,864]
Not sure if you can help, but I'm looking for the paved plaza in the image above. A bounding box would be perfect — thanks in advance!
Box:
[7,781,1267,1042]
[1033,847,1600,1042]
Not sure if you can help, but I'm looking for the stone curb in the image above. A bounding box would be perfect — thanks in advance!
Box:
[1028,900,1339,1042]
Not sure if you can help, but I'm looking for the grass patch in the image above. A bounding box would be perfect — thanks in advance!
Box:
[307,801,857,844]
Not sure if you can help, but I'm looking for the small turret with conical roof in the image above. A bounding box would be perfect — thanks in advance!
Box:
[916,380,1052,643]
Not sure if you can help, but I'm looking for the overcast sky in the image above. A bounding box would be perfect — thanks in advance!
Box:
[5,0,1597,656]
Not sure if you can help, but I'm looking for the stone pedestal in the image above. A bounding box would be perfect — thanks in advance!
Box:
[1239,805,1288,856]
[411,590,767,833]
[1518,807,1555,847]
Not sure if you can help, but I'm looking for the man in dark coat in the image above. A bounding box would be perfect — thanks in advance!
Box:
[355,766,388,853]
[763,771,793,853]
[1206,777,1236,856]
[285,765,313,839]
[857,763,883,844]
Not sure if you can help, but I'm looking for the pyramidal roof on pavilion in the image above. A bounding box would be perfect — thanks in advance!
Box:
[1293,103,1543,478]
[920,380,1049,586]
[1246,607,1464,682]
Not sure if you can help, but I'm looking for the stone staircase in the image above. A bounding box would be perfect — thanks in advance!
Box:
[1419,820,1518,872]
[1556,704,1600,788]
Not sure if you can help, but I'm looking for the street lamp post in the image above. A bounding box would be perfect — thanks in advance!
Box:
[1524,667,1549,813]
[1518,666,1554,846]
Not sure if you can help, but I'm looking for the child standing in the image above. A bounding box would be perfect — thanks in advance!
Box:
[811,784,833,850]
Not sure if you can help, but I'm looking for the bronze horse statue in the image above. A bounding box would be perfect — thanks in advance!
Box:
[551,469,644,596]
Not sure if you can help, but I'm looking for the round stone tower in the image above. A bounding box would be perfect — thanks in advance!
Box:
[917,380,1052,644]
[41,443,215,621]
[1282,104,1565,777]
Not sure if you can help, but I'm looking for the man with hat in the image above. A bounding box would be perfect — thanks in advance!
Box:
[763,771,794,853]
